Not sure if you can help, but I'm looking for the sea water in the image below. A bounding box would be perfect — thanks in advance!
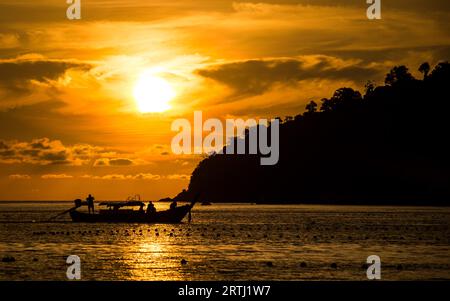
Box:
[0,202,449,280]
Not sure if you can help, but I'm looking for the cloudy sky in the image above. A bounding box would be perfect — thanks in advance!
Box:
[0,0,449,200]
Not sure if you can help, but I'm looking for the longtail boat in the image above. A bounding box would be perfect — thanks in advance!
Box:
[66,196,196,223]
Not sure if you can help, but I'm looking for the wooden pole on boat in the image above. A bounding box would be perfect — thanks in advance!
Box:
[47,199,84,221]
[47,207,76,221]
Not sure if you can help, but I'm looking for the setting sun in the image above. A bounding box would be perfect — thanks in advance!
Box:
[133,72,176,113]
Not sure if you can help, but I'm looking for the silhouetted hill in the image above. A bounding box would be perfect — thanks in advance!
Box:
[173,62,450,205]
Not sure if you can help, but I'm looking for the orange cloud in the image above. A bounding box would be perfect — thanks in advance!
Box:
[0,138,134,166]
[166,174,190,180]
[8,174,31,180]
[41,174,73,179]
[80,173,161,180]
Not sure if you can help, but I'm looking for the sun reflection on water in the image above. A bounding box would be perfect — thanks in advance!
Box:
[122,236,188,281]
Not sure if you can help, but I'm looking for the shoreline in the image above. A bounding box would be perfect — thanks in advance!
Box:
[0,200,450,208]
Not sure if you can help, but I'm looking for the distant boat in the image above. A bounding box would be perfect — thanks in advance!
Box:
[201,201,212,206]
[68,197,196,223]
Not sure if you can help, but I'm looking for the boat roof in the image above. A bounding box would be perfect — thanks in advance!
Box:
[99,201,145,208]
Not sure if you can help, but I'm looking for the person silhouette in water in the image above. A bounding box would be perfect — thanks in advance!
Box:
[146,202,156,215]
[87,194,95,214]
[170,200,177,210]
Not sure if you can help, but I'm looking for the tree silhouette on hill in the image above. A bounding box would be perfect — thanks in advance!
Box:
[172,62,450,205]
[419,62,430,79]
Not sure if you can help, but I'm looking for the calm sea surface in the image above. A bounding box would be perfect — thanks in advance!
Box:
[1,202,449,280]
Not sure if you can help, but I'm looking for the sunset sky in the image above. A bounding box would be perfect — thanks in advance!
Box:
[0,0,449,200]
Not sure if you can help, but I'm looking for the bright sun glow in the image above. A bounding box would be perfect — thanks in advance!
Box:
[133,72,176,113]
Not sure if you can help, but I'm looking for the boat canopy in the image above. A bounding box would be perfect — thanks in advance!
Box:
[99,201,145,208]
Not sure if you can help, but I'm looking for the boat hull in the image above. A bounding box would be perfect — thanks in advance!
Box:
[69,205,192,223]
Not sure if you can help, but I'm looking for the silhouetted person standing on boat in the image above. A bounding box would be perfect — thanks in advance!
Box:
[87,194,95,214]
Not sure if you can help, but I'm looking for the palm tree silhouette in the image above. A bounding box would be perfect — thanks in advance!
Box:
[418,62,430,79]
